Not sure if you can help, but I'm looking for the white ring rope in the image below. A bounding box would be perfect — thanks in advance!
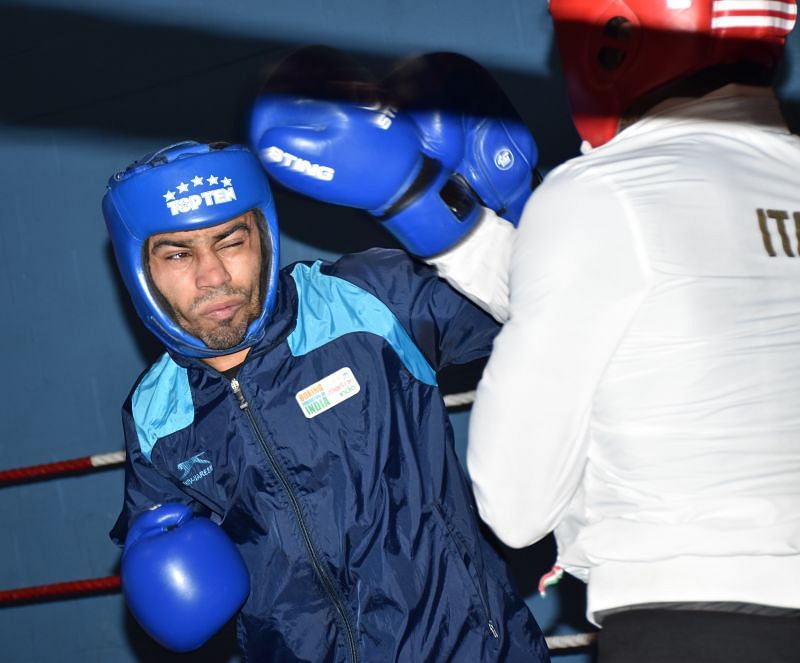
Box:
[546,632,597,651]
[443,389,476,408]
[89,451,127,467]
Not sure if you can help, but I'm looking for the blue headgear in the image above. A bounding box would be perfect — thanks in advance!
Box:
[102,141,280,358]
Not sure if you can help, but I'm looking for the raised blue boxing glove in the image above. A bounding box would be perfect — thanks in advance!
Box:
[248,46,482,257]
[121,503,250,652]
[419,110,537,225]
[383,52,540,226]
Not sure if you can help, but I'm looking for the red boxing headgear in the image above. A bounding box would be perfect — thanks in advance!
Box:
[549,0,798,148]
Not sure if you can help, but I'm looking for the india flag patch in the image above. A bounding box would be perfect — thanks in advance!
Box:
[295,367,361,419]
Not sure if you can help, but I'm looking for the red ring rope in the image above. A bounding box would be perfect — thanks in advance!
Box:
[0,451,126,486]
[0,574,594,653]
[0,575,121,606]
[0,393,478,488]
[0,574,594,652]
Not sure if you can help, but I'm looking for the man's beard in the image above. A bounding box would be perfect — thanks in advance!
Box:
[195,309,257,350]
[175,284,261,351]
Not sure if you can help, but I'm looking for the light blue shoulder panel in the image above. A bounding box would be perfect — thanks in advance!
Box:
[132,353,194,462]
[288,262,437,386]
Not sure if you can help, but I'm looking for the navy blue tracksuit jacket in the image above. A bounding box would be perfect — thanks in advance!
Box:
[111,249,549,662]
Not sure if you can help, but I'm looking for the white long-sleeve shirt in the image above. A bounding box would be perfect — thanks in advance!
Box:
[433,85,800,622]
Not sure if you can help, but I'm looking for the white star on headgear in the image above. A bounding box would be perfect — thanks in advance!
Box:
[207,175,219,186]
[177,181,189,194]
[221,177,232,187]
[191,175,204,187]
[163,190,176,202]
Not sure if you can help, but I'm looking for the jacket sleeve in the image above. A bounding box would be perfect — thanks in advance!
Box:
[466,170,650,549]
[327,248,501,372]
[109,402,201,546]
[426,207,515,323]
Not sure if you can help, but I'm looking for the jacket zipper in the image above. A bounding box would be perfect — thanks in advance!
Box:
[433,503,499,640]
[231,378,359,663]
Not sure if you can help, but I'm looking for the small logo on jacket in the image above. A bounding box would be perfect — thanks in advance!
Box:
[296,367,360,419]
[177,452,213,486]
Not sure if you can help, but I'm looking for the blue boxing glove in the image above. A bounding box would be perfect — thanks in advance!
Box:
[121,503,250,652]
[248,46,482,257]
[415,110,538,225]
[383,52,540,226]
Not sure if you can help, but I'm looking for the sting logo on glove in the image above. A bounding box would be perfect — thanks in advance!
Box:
[261,145,336,182]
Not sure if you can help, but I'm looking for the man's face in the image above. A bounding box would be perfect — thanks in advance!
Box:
[147,211,263,351]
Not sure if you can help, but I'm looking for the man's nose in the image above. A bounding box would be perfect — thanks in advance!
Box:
[195,249,231,289]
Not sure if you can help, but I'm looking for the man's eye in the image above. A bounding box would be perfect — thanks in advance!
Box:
[166,251,190,261]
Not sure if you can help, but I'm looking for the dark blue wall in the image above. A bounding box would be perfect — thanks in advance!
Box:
[1,1,798,661]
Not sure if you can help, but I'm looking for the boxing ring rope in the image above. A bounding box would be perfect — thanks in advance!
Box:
[545,633,596,651]
[0,390,597,652]
[0,570,595,651]
[443,390,477,409]
[0,573,595,653]
[0,393,477,486]
[0,389,478,486]
[0,576,121,606]
[0,450,126,486]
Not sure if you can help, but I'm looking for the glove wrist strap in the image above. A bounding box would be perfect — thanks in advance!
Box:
[372,155,481,258]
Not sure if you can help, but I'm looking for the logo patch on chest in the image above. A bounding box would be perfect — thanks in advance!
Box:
[295,367,361,419]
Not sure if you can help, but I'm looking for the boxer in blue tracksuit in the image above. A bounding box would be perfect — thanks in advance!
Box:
[105,136,548,659]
